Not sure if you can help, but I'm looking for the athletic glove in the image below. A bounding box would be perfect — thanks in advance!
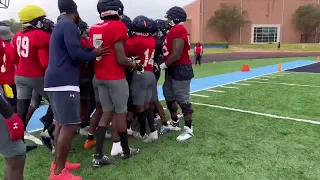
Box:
[4,114,25,141]
[3,84,13,98]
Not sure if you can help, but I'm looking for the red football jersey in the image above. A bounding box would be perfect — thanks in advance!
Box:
[12,29,50,77]
[162,24,191,66]
[80,37,92,78]
[0,42,18,85]
[0,38,3,60]
[90,20,128,80]
[125,35,156,72]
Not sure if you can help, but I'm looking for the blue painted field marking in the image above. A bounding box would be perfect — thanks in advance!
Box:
[27,60,317,132]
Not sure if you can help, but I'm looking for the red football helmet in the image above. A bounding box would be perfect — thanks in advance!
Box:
[0,0,10,9]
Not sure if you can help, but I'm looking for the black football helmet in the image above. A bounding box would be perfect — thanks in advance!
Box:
[97,0,124,19]
[165,6,187,27]
[131,15,153,35]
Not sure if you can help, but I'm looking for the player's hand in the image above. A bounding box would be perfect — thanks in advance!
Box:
[128,56,139,62]
[93,46,111,57]
[135,63,143,72]
[5,114,25,141]
[159,62,168,70]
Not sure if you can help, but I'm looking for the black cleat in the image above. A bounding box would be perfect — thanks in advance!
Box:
[92,154,116,167]
[121,148,140,159]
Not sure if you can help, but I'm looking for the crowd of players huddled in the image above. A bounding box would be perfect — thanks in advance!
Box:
[0,0,194,179]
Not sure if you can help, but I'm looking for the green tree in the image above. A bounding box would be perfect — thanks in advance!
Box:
[293,4,320,41]
[2,18,22,33]
[207,4,250,42]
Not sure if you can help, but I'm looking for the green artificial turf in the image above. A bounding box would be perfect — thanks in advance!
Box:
[1,58,319,180]
[157,57,316,84]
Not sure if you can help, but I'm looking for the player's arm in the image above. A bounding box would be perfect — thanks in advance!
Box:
[37,32,50,69]
[163,38,184,67]
[114,40,141,70]
[63,22,96,62]
[0,96,14,119]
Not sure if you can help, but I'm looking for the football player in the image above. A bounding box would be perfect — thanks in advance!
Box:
[159,6,194,141]
[120,14,136,136]
[0,22,18,111]
[126,16,158,143]
[13,5,51,151]
[90,0,142,167]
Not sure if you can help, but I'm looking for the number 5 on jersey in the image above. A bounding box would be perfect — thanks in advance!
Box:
[92,34,103,61]
[16,36,29,58]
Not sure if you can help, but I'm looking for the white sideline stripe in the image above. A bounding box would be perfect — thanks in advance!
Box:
[29,62,318,133]
[192,102,320,125]
[206,89,225,92]
[220,86,239,89]
[190,94,209,97]
[232,83,251,86]
[245,81,320,88]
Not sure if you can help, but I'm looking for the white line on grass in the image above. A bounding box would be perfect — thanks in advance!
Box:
[168,61,317,96]
[190,94,209,97]
[192,102,320,125]
[245,81,320,88]
[263,75,277,78]
[285,71,320,75]
[206,89,225,93]
[232,83,251,86]
[29,61,317,133]
[253,78,269,81]
[268,74,284,77]
[220,86,239,89]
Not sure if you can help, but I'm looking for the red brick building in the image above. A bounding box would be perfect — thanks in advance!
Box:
[183,0,320,44]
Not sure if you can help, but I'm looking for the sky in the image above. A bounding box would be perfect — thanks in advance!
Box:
[0,0,195,25]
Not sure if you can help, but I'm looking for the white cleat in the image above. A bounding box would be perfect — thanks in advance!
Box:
[127,128,133,136]
[176,126,194,141]
[79,127,89,136]
[105,131,112,139]
[142,130,158,143]
[110,142,123,156]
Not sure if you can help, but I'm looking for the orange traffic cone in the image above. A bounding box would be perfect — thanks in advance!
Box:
[241,64,250,72]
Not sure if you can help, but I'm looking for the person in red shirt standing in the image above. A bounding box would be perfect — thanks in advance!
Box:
[159,6,194,141]
[13,6,51,152]
[90,0,142,167]
[126,16,158,143]
[194,42,203,66]
[0,22,18,112]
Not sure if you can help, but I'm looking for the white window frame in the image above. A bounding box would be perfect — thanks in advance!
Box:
[251,24,281,44]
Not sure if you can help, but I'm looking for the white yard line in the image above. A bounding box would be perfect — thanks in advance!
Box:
[177,61,316,95]
[190,94,209,97]
[206,89,225,93]
[253,78,269,81]
[192,102,320,125]
[232,83,251,86]
[285,71,320,75]
[244,81,320,88]
[263,76,277,78]
[220,86,239,89]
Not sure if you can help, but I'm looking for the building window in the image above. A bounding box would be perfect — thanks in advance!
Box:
[251,25,280,44]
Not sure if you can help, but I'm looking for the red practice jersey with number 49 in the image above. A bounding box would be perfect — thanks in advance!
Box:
[90,20,128,80]
[162,24,191,66]
[12,29,50,78]
[125,35,156,72]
